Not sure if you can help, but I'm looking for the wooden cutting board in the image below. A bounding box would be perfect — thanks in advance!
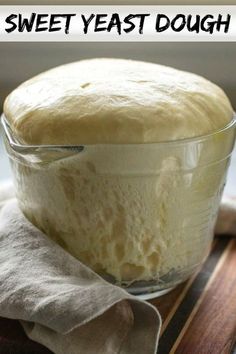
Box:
[0,236,236,354]
[153,236,236,354]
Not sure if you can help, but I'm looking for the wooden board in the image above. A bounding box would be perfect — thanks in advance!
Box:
[153,236,236,354]
[0,236,236,354]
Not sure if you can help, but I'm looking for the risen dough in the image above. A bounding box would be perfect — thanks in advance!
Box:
[4,58,233,145]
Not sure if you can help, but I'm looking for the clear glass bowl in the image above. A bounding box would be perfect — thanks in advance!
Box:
[1,114,236,299]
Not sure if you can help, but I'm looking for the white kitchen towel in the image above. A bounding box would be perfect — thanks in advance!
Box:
[0,185,161,354]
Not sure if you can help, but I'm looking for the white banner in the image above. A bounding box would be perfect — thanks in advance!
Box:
[0,6,235,41]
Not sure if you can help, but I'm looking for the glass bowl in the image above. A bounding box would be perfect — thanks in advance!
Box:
[1,114,236,299]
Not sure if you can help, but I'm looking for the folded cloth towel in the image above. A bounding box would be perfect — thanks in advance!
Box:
[215,195,236,235]
[0,189,161,354]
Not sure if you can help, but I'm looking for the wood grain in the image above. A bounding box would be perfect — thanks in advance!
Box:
[174,239,236,354]
[156,237,236,354]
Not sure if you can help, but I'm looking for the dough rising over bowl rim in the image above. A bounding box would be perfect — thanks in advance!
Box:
[3,58,234,146]
[1,113,236,155]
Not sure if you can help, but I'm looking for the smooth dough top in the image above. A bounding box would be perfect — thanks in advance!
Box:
[3,58,233,145]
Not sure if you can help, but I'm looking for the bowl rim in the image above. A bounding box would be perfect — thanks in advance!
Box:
[1,113,236,155]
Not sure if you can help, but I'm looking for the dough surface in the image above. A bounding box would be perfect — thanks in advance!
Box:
[4,58,233,145]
